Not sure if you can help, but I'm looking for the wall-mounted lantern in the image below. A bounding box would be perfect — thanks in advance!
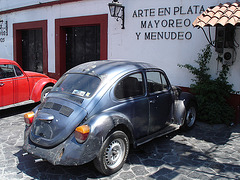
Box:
[108,0,125,29]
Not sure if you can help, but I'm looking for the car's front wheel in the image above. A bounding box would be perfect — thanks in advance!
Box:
[41,86,52,102]
[181,102,197,131]
[93,131,129,175]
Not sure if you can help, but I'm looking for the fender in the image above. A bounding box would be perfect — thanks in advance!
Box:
[86,111,135,154]
[179,91,197,107]
[174,100,186,125]
[174,91,197,125]
[30,78,57,102]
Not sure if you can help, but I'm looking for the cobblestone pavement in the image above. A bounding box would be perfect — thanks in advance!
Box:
[0,103,240,180]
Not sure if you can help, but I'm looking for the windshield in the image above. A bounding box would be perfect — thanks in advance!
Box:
[52,73,101,98]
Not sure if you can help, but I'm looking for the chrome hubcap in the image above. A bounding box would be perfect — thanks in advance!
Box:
[186,107,196,127]
[43,92,49,99]
[105,138,125,169]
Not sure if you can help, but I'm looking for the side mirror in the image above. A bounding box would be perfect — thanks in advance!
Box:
[172,86,182,97]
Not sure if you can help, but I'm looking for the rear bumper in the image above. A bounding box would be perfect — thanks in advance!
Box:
[23,126,101,166]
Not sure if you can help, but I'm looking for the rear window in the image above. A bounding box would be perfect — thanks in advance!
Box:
[52,73,101,98]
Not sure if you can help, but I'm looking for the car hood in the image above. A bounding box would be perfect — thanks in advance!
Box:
[30,97,87,148]
[25,71,49,78]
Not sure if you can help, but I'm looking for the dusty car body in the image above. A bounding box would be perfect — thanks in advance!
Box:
[23,60,197,175]
[0,58,57,108]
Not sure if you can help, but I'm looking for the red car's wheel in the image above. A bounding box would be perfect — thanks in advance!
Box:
[41,86,52,102]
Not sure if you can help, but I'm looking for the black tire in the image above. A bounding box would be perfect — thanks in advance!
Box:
[41,86,52,102]
[180,102,197,131]
[93,131,129,175]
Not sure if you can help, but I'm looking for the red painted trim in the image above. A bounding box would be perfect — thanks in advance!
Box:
[13,20,48,75]
[47,72,59,80]
[178,86,191,93]
[0,0,82,15]
[13,30,22,66]
[55,14,108,78]
[228,94,240,124]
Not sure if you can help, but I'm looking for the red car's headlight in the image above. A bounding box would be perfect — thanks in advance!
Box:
[24,111,35,126]
[75,125,90,143]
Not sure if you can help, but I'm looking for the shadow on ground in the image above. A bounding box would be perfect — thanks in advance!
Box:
[15,149,103,179]
[0,102,40,118]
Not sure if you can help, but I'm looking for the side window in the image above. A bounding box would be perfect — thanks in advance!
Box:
[115,73,145,99]
[146,71,169,94]
[14,66,23,76]
[0,65,4,79]
[161,73,169,91]
[0,64,16,79]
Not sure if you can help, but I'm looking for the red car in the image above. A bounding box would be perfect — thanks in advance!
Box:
[0,58,57,108]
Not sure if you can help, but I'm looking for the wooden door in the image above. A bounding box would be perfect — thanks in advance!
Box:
[65,25,100,71]
[22,29,43,73]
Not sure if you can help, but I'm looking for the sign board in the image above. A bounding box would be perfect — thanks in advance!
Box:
[132,5,205,41]
[0,20,8,43]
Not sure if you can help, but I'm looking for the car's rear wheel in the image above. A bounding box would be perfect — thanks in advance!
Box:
[41,86,52,102]
[181,102,197,131]
[93,131,129,175]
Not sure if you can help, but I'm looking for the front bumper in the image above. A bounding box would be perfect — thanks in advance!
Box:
[23,126,101,166]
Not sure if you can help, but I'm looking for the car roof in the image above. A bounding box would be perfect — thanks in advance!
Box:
[0,58,19,66]
[67,60,158,78]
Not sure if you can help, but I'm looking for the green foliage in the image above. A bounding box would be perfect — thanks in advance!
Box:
[178,44,234,124]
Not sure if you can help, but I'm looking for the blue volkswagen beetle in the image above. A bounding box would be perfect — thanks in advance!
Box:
[23,60,197,175]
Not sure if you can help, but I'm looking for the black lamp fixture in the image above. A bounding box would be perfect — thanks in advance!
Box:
[108,0,125,29]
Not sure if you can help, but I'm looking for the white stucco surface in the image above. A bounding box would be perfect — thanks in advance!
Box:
[0,0,239,90]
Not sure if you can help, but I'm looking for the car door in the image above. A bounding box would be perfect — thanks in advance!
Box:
[0,64,14,107]
[113,72,149,139]
[12,65,30,103]
[146,71,174,134]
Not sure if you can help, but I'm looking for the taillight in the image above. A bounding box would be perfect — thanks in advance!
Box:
[75,125,90,143]
[24,111,35,126]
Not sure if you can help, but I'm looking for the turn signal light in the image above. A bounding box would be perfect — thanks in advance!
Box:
[24,111,35,126]
[75,125,90,143]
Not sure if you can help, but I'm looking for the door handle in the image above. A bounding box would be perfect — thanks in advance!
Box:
[0,82,4,87]
[150,99,156,103]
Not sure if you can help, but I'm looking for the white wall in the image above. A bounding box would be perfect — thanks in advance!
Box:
[0,0,58,11]
[0,0,240,91]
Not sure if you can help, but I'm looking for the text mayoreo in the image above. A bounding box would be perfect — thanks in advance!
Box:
[141,19,191,29]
